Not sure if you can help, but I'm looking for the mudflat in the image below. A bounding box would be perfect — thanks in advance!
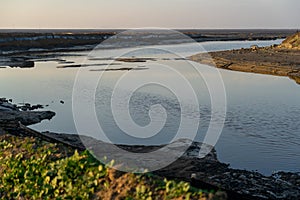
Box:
[190,33,300,84]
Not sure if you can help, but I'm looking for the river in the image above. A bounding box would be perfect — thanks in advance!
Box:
[1,39,299,175]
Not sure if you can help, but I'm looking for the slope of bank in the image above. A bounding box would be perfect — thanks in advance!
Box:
[189,32,300,85]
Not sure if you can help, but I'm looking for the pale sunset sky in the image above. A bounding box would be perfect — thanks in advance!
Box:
[0,0,299,29]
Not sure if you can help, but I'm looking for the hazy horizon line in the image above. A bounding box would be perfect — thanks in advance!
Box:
[0,27,299,30]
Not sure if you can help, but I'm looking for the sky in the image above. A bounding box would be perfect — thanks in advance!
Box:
[0,0,299,29]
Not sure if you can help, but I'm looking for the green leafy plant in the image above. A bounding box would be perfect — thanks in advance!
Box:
[0,135,225,200]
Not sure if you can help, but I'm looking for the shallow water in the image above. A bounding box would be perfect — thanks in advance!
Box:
[1,39,299,175]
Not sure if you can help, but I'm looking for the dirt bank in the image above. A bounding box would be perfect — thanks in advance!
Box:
[190,33,300,85]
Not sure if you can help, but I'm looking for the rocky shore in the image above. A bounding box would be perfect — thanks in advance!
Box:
[5,130,298,200]
[0,98,55,134]
[0,98,299,199]
[190,32,300,85]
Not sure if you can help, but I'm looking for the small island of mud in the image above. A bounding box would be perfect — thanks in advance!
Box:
[190,32,300,84]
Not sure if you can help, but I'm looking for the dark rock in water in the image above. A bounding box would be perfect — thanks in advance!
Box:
[89,67,148,72]
[57,64,82,68]
[115,57,156,63]
[0,98,9,103]
[9,60,35,68]
[19,103,44,111]
[0,110,55,126]
[0,98,54,124]
[57,63,121,68]
[31,104,44,110]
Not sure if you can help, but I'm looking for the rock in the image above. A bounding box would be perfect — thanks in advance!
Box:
[239,175,247,180]
[0,102,17,111]
[251,45,259,51]
[19,103,44,111]
[9,60,35,68]
[0,110,55,126]
[279,32,300,50]
[0,98,7,102]
[0,106,12,111]
[115,57,156,63]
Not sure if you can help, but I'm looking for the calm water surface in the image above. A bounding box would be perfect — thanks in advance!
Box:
[0,39,299,175]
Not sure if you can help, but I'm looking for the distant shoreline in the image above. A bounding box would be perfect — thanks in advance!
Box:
[0,29,296,55]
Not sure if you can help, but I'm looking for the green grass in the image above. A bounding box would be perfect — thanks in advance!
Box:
[0,134,226,200]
